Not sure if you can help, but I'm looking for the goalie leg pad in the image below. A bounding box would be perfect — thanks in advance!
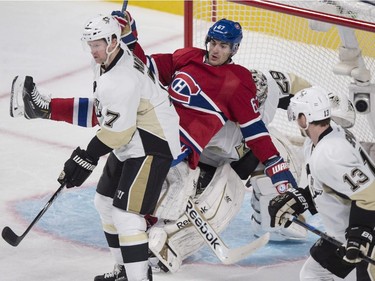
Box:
[150,164,245,272]
[193,163,245,230]
[154,162,200,221]
[251,174,308,241]
[148,226,182,273]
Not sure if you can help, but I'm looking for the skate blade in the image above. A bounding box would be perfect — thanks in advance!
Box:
[10,75,25,117]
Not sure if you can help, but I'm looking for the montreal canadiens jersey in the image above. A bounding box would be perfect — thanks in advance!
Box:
[150,47,279,168]
[303,123,375,240]
[199,70,296,167]
[92,43,181,161]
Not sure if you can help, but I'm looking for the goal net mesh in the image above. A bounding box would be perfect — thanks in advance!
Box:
[189,0,375,144]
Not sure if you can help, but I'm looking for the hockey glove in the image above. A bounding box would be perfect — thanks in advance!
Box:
[268,187,317,228]
[111,10,138,46]
[264,156,297,193]
[341,226,374,264]
[58,147,97,188]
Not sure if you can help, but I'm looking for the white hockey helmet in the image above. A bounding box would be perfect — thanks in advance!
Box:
[288,86,331,123]
[250,69,268,107]
[328,92,356,128]
[81,14,121,46]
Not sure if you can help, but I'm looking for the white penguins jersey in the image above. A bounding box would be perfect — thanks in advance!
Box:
[199,70,307,167]
[92,43,181,161]
[304,123,375,241]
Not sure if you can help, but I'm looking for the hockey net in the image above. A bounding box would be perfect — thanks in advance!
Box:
[185,0,375,144]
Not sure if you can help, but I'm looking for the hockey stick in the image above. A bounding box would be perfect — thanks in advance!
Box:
[2,182,66,247]
[121,0,128,12]
[287,215,375,265]
[186,198,270,264]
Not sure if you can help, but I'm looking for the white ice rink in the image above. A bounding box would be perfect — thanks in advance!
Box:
[0,1,357,280]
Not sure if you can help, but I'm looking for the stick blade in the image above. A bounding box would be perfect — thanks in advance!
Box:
[222,232,270,264]
[2,226,22,247]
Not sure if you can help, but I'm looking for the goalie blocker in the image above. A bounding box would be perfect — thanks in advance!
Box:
[249,126,308,241]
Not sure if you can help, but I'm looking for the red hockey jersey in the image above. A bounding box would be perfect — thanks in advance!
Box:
[149,47,279,168]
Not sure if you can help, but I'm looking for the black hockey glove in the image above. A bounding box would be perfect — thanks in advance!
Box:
[342,226,374,264]
[268,187,317,227]
[58,147,98,188]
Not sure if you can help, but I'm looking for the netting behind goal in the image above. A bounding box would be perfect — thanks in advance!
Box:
[185,0,375,143]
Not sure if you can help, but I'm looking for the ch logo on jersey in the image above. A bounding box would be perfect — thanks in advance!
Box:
[170,72,201,104]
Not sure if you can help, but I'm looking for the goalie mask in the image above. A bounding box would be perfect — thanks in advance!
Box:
[205,18,243,56]
[288,86,331,123]
[250,69,268,107]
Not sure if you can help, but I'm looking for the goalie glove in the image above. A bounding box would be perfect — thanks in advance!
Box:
[264,156,297,193]
[58,147,97,188]
[268,187,317,228]
[111,10,138,47]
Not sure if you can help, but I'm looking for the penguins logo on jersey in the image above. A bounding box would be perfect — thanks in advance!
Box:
[169,72,201,104]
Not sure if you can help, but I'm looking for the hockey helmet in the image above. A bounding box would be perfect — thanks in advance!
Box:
[288,86,331,123]
[250,69,268,107]
[81,14,121,46]
[205,18,243,55]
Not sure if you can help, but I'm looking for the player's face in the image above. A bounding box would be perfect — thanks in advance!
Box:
[87,39,109,64]
[207,39,232,66]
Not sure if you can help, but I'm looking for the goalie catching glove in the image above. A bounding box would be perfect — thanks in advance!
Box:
[264,156,297,193]
[268,187,317,227]
[58,147,97,188]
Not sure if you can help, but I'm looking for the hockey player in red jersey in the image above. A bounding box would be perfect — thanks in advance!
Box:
[147,20,279,171]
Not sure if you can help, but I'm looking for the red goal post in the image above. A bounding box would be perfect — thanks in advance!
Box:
[184,0,375,143]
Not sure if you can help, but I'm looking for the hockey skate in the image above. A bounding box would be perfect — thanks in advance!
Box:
[10,75,51,119]
[94,264,153,281]
[94,264,126,281]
